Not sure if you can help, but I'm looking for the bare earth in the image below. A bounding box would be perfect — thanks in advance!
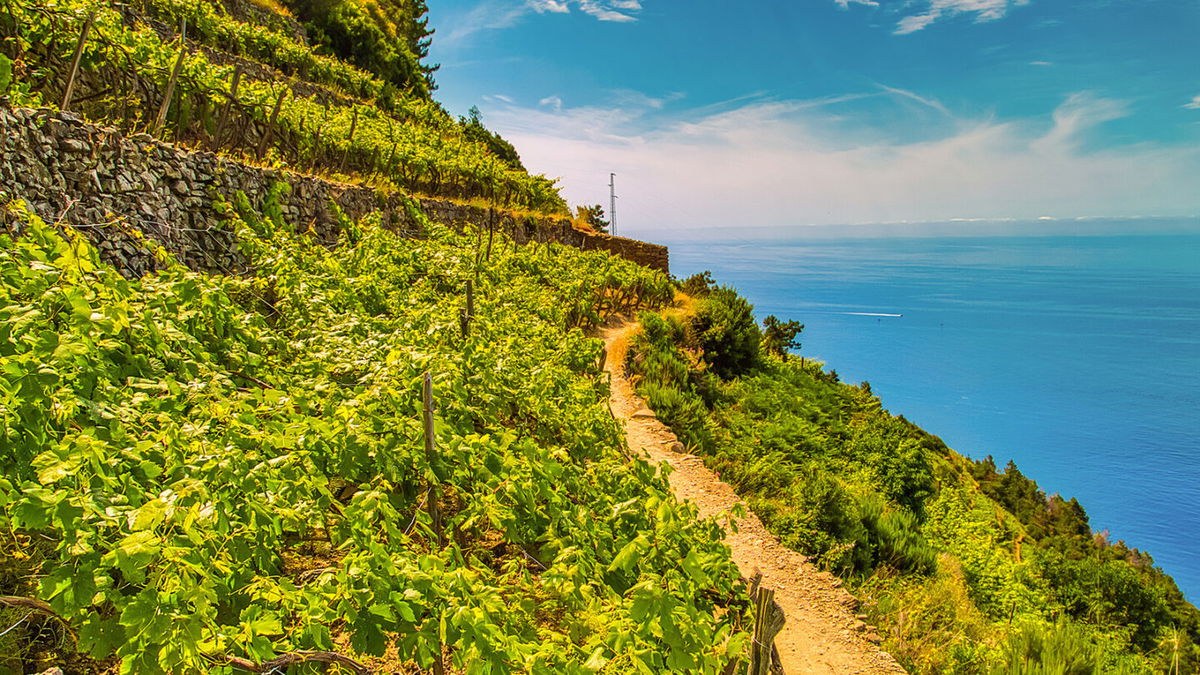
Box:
[602,321,906,675]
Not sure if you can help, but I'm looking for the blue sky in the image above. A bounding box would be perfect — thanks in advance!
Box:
[427,0,1200,234]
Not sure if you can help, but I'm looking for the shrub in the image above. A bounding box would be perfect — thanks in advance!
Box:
[680,271,714,297]
[690,286,760,378]
[994,621,1105,675]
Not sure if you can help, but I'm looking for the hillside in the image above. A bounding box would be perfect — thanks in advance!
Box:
[625,278,1200,672]
[0,0,746,672]
[3,0,1198,673]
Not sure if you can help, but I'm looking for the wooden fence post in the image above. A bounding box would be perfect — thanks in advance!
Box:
[60,12,95,112]
[745,574,786,675]
[151,18,188,135]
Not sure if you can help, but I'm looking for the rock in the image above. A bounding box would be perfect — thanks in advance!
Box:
[631,408,657,420]
[172,180,189,195]
[58,138,90,153]
[864,630,883,644]
[667,441,685,453]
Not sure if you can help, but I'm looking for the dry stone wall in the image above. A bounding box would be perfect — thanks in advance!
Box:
[0,105,669,275]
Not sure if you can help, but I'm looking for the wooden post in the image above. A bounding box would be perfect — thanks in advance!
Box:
[60,12,95,112]
[338,108,359,174]
[744,574,786,675]
[485,207,496,261]
[152,18,188,135]
[459,280,474,338]
[213,65,242,148]
[421,372,443,547]
[255,85,289,157]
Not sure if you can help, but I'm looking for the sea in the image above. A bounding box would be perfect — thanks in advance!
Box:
[656,218,1200,601]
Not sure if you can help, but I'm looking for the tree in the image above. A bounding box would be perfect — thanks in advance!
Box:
[459,106,525,170]
[574,204,609,233]
[761,315,803,360]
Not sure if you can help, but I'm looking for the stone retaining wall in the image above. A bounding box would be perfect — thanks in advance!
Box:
[0,106,669,275]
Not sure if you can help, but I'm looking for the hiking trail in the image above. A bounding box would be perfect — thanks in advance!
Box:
[601,320,907,675]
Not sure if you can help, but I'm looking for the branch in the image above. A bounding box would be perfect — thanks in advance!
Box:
[224,650,372,674]
[0,596,57,618]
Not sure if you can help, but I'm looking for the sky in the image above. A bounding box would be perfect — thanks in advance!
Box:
[426,0,1200,235]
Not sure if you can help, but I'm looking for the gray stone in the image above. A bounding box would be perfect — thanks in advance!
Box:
[58,138,90,153]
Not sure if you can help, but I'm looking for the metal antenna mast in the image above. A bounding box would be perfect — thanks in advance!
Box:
[608,173,617,236]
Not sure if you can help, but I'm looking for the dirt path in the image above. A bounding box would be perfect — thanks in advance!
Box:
[602,320,906,675]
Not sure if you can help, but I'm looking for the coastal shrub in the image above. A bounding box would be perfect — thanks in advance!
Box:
[994,621,1105,674]
[681,270,715,297]
[761,314,803,360]
[691,286,760,378]
[861,496,938,575]
[859,557,999,672]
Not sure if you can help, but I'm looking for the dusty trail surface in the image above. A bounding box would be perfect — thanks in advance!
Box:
[602,320,906,675]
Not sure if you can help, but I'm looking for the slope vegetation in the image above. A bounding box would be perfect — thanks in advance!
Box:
[0,199,757,673]
[605,319,906,674]
[626,278,1200,673]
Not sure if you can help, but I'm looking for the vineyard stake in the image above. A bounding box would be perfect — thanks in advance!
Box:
[459,280,474,338]
[152,18,188,135]
[339,108,359,173]
[59,12,94,112]
[214,65,242,148]
[421,372,444,547]
[256,85,289,157]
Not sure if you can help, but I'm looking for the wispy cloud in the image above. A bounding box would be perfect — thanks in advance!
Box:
[441,0,642,45]
[1185,95,1200,110]
[876,84,952,116]
[529,0,569,13]
[483,89,1199,232]
[579,0,641,21]
[837,0,1030,35]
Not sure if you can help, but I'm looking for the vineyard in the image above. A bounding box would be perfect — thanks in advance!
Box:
[0,0,566,211]
[0,194,757,673]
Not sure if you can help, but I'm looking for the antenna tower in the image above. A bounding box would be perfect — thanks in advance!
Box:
[608,173,617,236]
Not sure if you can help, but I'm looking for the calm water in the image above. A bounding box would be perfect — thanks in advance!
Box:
[659,224,1200,600]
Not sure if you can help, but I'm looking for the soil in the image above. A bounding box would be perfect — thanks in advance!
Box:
[601,320,907,675]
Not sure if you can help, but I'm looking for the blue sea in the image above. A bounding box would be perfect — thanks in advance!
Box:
[657,219,1200,600]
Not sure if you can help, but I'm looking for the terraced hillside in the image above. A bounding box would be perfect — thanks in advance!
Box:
[0,1,747,672]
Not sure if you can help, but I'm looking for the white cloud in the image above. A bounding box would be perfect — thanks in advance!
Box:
[578,0,639,21]
[876,84,952,116]
[528,0,569,13]
[442,0,642,45]
[895,12,940,34]
[484,90,1200,235]
[1029,60,1053,66]
[1185,95,1200,110]
[839,0,1029,35]
[538,95,564,111]
[442,1,531,46]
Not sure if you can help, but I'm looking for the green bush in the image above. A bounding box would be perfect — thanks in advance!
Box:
[691,286,760,378]
[994,621,1105,675]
